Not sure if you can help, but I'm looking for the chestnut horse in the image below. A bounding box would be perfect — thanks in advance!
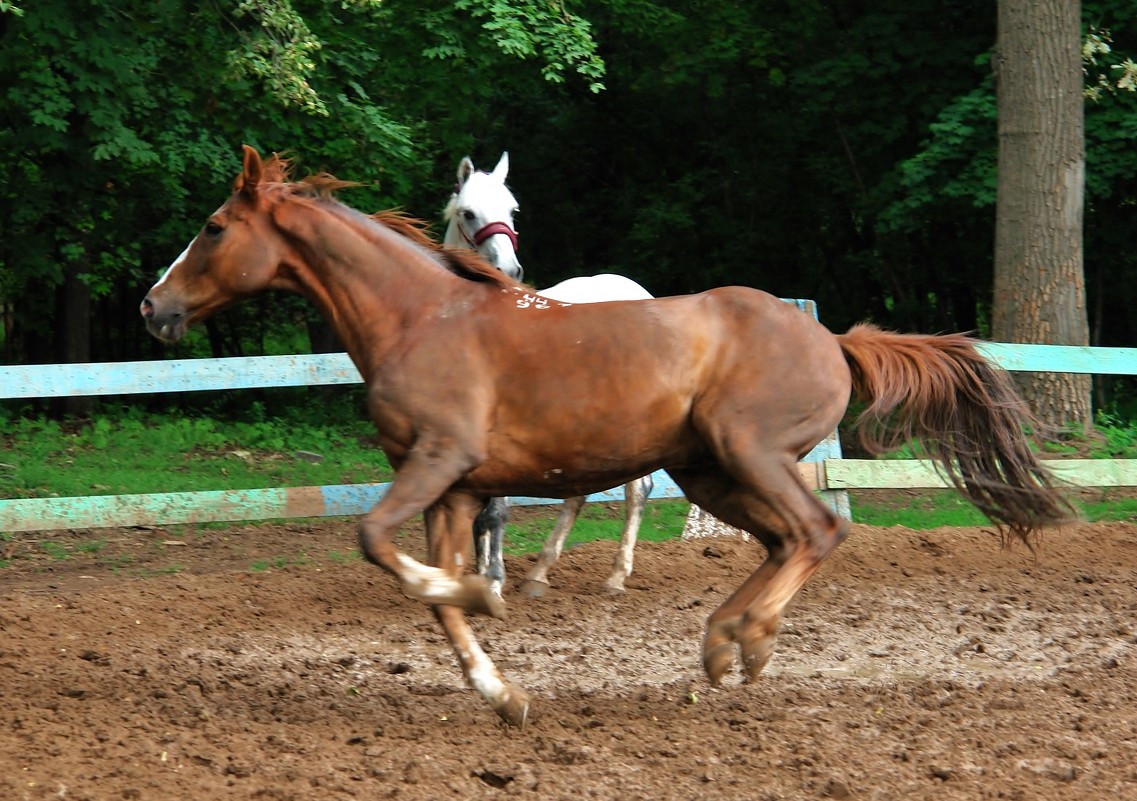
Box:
[141,146,1073,728]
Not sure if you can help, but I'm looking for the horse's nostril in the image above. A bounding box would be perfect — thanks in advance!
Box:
[140,298,154,318]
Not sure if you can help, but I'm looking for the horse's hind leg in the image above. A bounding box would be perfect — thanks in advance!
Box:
[521,495,586,597]
[602,474,654,594]
[668,462,847,686]
[474,497,509,597]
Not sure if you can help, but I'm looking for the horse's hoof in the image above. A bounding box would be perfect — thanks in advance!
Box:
[458,574,507,618]
[521,579,549,599]
[740,636,776,683]
[493,687,532,729]
[702,642,735,687]
[601,578,626,594]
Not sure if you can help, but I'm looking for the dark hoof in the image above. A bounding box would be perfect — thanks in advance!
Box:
[702,642,735,687]
[493,687,532,729]
[740,635,777,683]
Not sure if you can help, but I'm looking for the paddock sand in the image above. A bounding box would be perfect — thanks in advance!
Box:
[1,508,1135,800]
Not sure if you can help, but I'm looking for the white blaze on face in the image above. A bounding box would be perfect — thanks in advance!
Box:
[151,237,197,289]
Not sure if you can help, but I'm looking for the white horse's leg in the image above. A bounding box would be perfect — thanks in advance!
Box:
[521,495,586,597]
[602,473,654,593]
[473,497,509,597]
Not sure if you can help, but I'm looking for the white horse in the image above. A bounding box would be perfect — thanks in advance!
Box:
[443,152,655,598]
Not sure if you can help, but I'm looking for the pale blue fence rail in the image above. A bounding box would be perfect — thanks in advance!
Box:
[1,301,844,532]
[3,314,1136,532]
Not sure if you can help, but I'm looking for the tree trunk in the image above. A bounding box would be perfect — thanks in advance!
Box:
[993,0,1091,435]
[52,263,93,417]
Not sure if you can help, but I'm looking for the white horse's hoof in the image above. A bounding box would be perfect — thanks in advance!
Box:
[521,579,550,599]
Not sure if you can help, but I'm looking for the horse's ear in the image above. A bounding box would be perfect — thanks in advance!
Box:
[457,156,475,189]
[235,144,263,195]
[491,152,509,182]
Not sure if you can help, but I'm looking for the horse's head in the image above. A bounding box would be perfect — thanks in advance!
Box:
[443,152,523,280]
[141,146,288,343]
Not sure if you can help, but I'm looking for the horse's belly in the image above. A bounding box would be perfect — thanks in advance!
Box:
[463,459,671,499]
[467,404,696,497]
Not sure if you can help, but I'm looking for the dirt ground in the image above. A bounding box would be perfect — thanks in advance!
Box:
[1,505,1136,801]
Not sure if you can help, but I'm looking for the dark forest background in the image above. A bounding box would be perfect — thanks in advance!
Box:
[2,1,1136,407]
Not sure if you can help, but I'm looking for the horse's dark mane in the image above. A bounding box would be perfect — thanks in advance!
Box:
[257,153,519,289]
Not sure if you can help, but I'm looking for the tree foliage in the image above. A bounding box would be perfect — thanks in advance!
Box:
[0,0,605,363]
[2,0,1137,415]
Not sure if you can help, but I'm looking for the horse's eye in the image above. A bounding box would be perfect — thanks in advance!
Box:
[462,210,476,222]
[204,221,224,236]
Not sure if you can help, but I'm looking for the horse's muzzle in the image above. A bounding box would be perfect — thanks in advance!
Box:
[140,297,186,344]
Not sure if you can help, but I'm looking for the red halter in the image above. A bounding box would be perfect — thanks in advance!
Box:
[466,221,519,253]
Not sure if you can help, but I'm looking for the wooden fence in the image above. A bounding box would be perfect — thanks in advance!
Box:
[3,309,1137,534]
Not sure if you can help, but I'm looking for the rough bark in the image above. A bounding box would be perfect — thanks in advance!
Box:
[993,0,1092,434]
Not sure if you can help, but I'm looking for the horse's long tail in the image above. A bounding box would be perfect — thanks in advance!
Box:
[837,323,1076,544]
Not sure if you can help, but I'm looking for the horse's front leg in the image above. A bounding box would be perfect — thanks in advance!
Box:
[426,494,531,727]
[356,450,503,618]
[434,605,531,727]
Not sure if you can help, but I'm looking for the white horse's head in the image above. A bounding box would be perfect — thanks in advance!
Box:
[443,152,523,280]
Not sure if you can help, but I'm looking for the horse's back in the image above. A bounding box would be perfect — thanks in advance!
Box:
[537,273,653,303]
[491,283,848,413]
[498,284,838,370]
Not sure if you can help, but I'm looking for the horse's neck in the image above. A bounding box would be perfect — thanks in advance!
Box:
[442,216,462,249]
[285,209,457,379]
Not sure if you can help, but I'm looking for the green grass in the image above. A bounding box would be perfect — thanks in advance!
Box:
[502,499,690,555]
[250,554,311,571]
[849,491,988,529]
[0,405,391,500]
[1081,495,1137,521]
[849,486,1137,529]
[4,406,1137,552]
[40,541,71,561]
[139,563,186,576]
[327,549,364,564]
